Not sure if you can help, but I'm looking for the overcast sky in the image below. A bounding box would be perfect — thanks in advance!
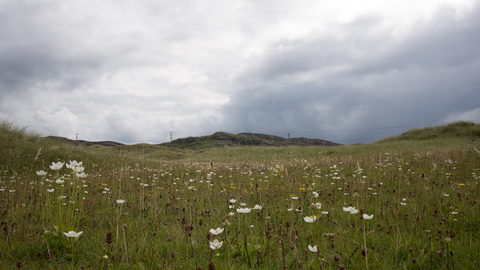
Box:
[1,0,479,145]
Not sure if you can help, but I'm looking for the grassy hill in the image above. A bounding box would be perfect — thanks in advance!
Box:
[159,131,342,149]
[377,121,480,142]
[2,120,479,168]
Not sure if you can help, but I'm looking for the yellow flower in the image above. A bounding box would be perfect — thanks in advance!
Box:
[459,183,465,186]
[299,188,305,192]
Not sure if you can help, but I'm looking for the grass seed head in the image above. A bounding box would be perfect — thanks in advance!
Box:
[333,253,340,262]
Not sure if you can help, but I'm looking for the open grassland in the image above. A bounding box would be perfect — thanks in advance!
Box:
[1,120,480,269]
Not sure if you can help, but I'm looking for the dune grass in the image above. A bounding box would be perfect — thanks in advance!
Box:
[1,119,479,269]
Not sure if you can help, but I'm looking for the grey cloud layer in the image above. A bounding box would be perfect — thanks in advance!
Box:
[0,1,479,144]
[219,3,480,143]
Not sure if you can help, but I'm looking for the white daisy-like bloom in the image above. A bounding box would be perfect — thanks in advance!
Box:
[117,199,125,204]
[228,212,235,216]
[229,205,234,209]
[312,191,319,197]
[343,206,358,213]
[50,162,65,170]
[55,179,64,184]
[308,245,318,252]
[401,202,407,206]
[36,170,47,176]
[64,231,83,238]
[291,196,298,200]
[240,203,247,206]
[304,216,317,223]
[315,203,322,209]
[47,189,55,193]
[322,211,329,215]
[236,208,251,213]
[209,239,223,250]
[229,199,236,203]
[450,211,458,214]
[76,172,87,178]
[363,214,374,219]
[68,160,83,168]
[253,205,262,210]
[287,208,293,211]
[209,227,224,235]
[444,194,450,197]
[74,166,84,173]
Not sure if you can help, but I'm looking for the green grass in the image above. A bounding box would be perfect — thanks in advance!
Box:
[1,119,479,269]
[378,121,480,142]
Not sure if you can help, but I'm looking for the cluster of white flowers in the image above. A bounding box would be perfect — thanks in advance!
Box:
[237,208,251,213]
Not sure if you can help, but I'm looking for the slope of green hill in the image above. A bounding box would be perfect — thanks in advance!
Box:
[376,121,480,142]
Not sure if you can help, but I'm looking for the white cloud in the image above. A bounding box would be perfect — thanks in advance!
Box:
[443,108,480,123]
[33,107,78,137]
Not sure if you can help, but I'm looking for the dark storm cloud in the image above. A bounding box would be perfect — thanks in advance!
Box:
[220,3,480,144]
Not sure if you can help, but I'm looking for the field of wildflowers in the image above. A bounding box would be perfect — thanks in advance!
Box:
[1,121,479,269]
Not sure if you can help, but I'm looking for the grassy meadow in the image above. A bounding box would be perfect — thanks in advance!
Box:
[1,120,480,269]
